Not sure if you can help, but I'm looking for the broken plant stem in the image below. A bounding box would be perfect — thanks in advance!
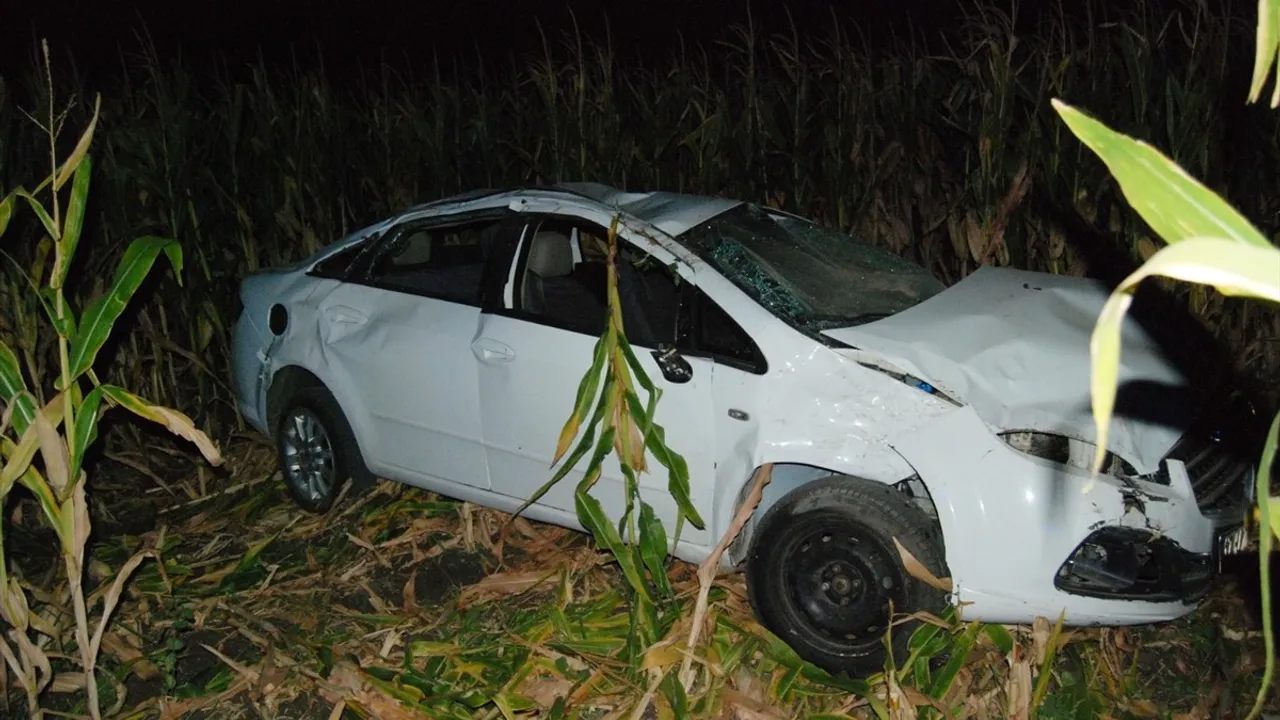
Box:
[678,463,773,691]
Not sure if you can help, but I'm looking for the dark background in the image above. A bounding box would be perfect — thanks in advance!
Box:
[2,0,1089,82]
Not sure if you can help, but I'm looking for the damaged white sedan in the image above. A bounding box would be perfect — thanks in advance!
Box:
[231,182,1258,675]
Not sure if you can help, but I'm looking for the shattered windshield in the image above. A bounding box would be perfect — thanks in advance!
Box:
[676,204,945,333]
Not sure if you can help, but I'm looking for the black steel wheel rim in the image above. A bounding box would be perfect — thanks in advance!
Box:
[779,521,909,655]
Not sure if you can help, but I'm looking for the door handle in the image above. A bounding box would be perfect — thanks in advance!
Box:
[325,305,367,325]
[472,337,515,363]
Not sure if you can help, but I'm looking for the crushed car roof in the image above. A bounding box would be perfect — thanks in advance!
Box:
[407,183,744,238]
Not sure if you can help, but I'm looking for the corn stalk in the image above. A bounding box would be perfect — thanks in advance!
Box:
[0,46,222,720]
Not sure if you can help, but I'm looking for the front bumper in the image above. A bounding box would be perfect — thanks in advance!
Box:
[891,406,1250,626]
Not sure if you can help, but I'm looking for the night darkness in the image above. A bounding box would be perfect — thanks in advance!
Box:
[7,1,972,80]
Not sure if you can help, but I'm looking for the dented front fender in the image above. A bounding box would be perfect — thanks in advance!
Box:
[890,405,1216,625]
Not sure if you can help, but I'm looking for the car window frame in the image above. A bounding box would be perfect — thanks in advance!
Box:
[332,208,512,307]
[483,210,768,374]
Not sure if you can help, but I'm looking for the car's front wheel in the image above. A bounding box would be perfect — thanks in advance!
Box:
[275,386,371,513]
[746,475,949,677]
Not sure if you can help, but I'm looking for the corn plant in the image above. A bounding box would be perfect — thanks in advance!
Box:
[1059,1,1279,717]
[0,50,221,719]
[505,216,702,711]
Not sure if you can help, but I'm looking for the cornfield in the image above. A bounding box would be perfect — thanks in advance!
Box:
[1,0,1278,463]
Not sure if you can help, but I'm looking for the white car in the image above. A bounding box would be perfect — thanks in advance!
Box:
[231,182,1256,675]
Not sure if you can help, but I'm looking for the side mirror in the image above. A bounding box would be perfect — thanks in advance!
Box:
[652,345,693,384]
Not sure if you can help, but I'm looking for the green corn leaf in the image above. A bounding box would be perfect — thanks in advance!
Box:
[0,340,36,436]
[99,385,221,465]
[1248,0,1280,107]
[659,669,689,718]
[1250,410,1279,720]
[512,376,615,520]
[637,501,672,597]
[619,388,704,528]
[1052,100,1271,249]
[0,423,39,494]
[928,621,982,699]
[0,192,15,238]
[575,478,652,605]
[39,286,76,339]
[67,236,183,384]
[1089,238,1280,475]
[14,189,58,241]
[1262,411,1279,545]
[15,465,61,538]
[984,624,1015,654]
[616,328,657,395]
[52,154,92,291]
[1031,611,1068,710]
[69,386,105,481]
[552,330,609,465]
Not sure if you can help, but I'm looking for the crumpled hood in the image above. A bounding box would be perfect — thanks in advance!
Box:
[821,266,1196,473]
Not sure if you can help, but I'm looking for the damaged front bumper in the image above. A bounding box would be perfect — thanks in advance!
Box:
[891,406,1251,626]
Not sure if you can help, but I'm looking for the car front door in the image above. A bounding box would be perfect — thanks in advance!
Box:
[311,210,508,490]
[473,212,718,548]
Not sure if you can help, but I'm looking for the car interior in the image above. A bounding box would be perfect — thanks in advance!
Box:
[366,223,493,304]
[517,220,681,348]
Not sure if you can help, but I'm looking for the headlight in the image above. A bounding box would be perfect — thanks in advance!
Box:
[1000,431,1137,477]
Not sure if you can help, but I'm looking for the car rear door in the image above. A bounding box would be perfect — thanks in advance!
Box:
[310,209,510,490]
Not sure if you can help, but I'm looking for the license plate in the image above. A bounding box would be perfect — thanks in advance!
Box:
[1215,525,1251,569]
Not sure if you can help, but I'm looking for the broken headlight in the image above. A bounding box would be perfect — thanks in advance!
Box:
[1054,526,1212,603]
[1000,431,1137,477]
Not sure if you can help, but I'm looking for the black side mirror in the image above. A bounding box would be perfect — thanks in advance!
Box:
[652,345,693,384]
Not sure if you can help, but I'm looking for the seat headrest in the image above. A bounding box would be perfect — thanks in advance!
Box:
[526,229,574,277]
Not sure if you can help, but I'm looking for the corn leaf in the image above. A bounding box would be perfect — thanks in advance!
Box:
[69,386,105,481]
[512,376,614,520]
[0,341,35,437]
[53,95,101,191]
[33,406,71,498]
[1052,100,1271,248]
[99,385,221,465]
[52,154,92,291]
[0,424,39,494]
[553,330,609,466]
[1254,410,1279,720]
[575,472,652,605]
[67,236,182,383]
[0,192,14,238]
[637,501,673,597]
[17,467,61,540]
[1248,0,1280,107]
[1089,238,1280,475]
[1262,412,1279,545]
[13,189,58,242]
[57,481,90,559]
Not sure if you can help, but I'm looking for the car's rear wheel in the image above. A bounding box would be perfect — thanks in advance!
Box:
[746,475,949,677]
[275,386,371,513]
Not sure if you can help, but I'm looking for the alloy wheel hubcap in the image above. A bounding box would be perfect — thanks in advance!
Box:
[281,409,335,502]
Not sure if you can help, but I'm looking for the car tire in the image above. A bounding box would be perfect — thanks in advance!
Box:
[746,475,949,677]
[274,386,373,513]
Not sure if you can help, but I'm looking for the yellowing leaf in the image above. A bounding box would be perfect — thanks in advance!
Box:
[893,537,952,592]
[34,407,70,498]
[100,385,222,466]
